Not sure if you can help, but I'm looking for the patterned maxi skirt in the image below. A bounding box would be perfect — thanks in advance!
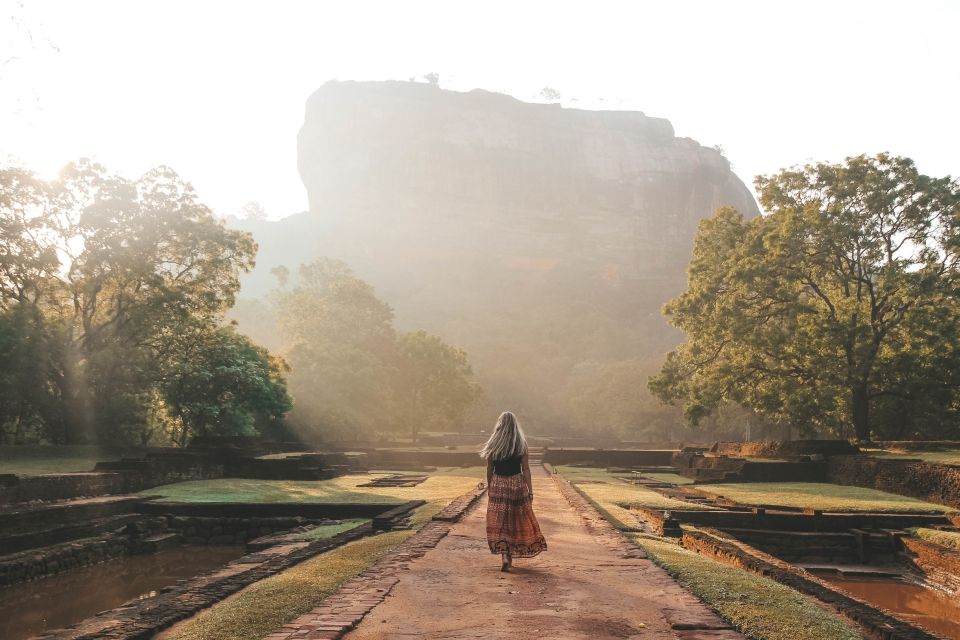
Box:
[486,472,547,558]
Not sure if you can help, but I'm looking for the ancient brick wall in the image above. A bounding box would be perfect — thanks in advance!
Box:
[0,472,126,505]
[542,449,676,467]
[900,536,960,594]
[827,456,960,510]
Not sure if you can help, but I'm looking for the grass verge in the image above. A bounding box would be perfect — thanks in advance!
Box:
[631,535,862,640]
[908,527,960,551]
[872,450,960,465]
[696,482,954,513]
[297,519,368,541]
[643,472,695,485]
[141,467,483,506]
[555,466,712,531]
[166,530,413,640]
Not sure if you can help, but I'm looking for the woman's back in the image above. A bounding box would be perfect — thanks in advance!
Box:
[492,453,522,476]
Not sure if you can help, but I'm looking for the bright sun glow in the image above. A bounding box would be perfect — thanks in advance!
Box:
[2,0,959,219]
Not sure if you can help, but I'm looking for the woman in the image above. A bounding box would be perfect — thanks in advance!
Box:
[480,411,547,571]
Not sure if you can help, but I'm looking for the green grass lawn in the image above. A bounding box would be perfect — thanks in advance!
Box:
[164,530,414,640]
[908,527,960,551]
[872,450,960,465]
[632,535,862,640]
[142,468,484,529]
[554,466,711,530]
[643,472,695,485]
[0,445,123,475]
[696,482,954,513]
[296,519,369,541]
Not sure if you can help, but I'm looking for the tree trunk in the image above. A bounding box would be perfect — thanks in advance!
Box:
[851,384,871,442]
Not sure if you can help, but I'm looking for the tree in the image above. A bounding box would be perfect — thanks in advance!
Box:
[423,72,440,86]
[538,87,561,102]
[239,201,268,221]
[394,330,481,442]
[161,325,291,446]
[650,154,960,442]
[0,160,284,445]
[272,258,483,442]
[274,258,397,440]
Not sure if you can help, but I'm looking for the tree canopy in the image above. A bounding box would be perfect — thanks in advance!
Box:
[0,160,290,445]
[650,154,960,441]
[273,258,481,442]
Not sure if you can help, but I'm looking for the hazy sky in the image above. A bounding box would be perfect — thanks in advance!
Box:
[2,1,958,219]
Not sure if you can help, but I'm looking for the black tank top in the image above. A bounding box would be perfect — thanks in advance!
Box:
[493,454,523,476]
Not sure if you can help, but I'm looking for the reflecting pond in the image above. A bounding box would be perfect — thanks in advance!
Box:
[820,574,960,639]
[0,545,245,640]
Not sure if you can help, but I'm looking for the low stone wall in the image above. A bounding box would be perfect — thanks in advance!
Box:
[166,516,321,545]
[95,452,225,492]
[0,472,126,505]
[634,507,950,537]
[901,536,960,595]
[682,527,937,640]
[0,516,168,587]
[542,449,676,467]
[138,501,412,520]
[711,439,860,458]
[827,456,960,510]
[365,449,480,468]
[0,534,130,587]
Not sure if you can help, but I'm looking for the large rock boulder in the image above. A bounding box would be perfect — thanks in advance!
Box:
[236,81,760,428]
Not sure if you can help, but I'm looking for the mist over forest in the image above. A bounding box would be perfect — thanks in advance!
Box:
[4,76,960,447]
[222,80,760,443]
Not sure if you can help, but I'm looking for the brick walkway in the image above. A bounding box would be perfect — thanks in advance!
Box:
[270,468,742,640]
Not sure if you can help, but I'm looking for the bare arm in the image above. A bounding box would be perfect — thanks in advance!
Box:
[522,451,533,497]
[486,458,493,487]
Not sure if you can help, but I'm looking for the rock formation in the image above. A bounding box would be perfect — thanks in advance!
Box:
[235,80,760,430]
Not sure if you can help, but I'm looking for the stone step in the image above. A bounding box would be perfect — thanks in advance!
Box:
[0,495,145,534]
[0,513,144,555]
[133,532,180,554]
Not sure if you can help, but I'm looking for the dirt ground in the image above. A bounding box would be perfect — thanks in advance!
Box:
[344,467,735,640]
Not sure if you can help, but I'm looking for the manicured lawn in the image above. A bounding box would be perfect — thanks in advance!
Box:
[643,472,695,485]
[697,482,954,513]
[873,450,960,465]
[0,445,122,475]
[297,519,369,541]
[554,466,711,530]
[632,535,862,640]
[142,468,484,528]
[165,530,414,640]
[909,527,960,551]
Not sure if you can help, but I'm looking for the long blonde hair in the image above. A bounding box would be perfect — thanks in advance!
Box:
[480,411,527,461]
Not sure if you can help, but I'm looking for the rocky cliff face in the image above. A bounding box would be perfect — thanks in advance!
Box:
[238,81,759,429]
[296,81,757,288]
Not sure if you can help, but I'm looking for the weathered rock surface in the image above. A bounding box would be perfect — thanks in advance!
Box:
[235,81,760,426]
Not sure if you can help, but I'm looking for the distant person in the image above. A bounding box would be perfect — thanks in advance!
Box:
[480,411,547,571]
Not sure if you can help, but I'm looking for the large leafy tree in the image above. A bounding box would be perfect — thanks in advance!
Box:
[0,160,289,444]
[273,258,481,441]
[394,330,482,442]
[274,258,397,439]
[650,154,960,441]
[161,325,292,446]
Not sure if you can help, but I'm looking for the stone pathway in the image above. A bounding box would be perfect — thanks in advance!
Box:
[278,466,743,640]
